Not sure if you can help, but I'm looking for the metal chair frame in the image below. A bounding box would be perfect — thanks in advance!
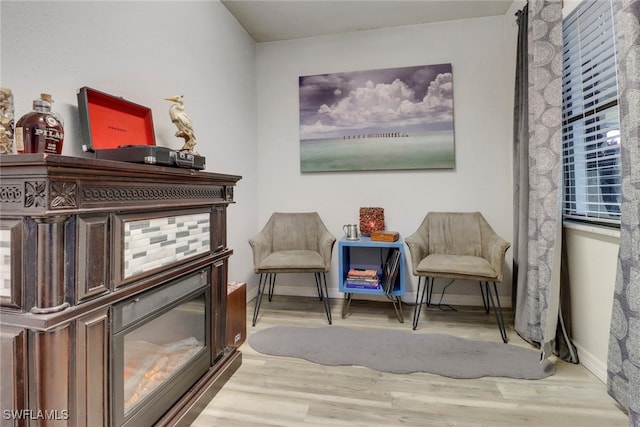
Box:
[252,272,332,326]
[412,276,508,343]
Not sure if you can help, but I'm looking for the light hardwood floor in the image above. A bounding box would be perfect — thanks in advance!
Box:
[191,295,629,426]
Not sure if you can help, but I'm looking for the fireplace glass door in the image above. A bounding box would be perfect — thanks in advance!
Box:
[112,271,211,427]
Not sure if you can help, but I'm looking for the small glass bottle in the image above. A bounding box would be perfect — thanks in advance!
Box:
[15,93,64,154]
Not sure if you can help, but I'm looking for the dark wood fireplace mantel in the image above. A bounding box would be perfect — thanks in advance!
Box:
[0,154,242,426]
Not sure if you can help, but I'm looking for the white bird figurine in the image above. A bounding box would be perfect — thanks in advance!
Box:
[165,95,198,154]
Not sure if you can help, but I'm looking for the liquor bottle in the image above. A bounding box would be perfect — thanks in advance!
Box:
[15,93,64,154]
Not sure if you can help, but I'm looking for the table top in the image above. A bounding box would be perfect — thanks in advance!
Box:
[339,235,404,247]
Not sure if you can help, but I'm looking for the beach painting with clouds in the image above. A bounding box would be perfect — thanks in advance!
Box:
[299,63,455,172]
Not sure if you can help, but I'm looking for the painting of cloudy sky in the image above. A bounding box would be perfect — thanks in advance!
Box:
[299,64,455,172]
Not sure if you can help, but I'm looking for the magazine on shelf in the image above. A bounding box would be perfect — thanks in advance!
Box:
[345,277,379,285]
[347,268,378,278]
[345,279,381,290]
[381,249,401,294]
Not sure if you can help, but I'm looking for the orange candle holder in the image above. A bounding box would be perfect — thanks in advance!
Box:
[359,207,384,236]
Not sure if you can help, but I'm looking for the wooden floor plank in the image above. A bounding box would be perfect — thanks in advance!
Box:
[191,295,628,426]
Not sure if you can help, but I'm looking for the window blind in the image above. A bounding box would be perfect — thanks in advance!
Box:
[562,0,621,225]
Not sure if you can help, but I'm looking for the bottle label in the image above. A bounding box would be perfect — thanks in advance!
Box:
[33,128,63,140]
[15,126,24,152]
[45,116,58,127]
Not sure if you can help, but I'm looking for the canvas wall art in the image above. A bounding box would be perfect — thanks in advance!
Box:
[299,63,455,172]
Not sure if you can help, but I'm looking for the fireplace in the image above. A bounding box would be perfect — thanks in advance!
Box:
[0,155,242,426]
[112,271,211,426]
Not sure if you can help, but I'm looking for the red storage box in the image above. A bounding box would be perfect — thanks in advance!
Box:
[77,87,205,169]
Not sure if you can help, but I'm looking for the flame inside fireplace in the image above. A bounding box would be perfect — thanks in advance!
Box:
[124,337,203,412]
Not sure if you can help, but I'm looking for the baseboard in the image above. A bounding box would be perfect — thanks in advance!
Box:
[246,285,512,308]
[403,293,512,308]
[573,341,608,384]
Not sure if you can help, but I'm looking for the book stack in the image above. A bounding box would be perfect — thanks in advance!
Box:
[381,249,401,294]
[345,268,380,290]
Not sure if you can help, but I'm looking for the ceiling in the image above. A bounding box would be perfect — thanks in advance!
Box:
[221,0,514,43]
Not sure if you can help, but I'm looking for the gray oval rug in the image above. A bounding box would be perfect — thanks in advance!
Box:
[249,326,555,379]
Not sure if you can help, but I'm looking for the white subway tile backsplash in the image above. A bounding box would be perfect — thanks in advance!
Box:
[123,212,210,278]
[0,229,11,298]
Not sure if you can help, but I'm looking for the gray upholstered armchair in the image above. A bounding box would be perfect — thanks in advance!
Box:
[405,212,511,342]
[249,212,336,326]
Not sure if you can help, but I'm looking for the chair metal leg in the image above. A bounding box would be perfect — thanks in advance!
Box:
[426,276,434,306]
[479,281,490,313]
[413,276,429,330]
[485,281,508,343]
[412,276,422,329]
[318,272,332,324]
[267,273,276,301]
[252,273,270,326]
[314,272,323,301]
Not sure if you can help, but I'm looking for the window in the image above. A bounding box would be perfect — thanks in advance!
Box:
[562,0,621,225]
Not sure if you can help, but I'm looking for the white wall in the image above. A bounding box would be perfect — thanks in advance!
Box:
[255,15,517,305]
[1,0,258,285]
[565,224,619,382]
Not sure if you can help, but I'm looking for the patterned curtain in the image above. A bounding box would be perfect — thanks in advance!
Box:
[607,1,640,425]
[513,5,529,316]
[513,0,577,361]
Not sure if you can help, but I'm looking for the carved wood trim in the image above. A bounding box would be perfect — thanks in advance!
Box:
[80,184,224,207]
[50,181,78,209]
[24,181,47,209]
[1,180,226,212]
[24,180,78,210]
[0,183,22,206]
[223,186,234,202]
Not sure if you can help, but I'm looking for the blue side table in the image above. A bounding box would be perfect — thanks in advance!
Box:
[338,236,405,322]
